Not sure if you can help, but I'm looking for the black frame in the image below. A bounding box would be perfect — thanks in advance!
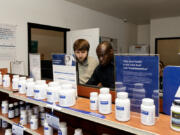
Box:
[155,37,180,54]
[27,22,70,76]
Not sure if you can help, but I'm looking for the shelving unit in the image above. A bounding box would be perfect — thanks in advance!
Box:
[0,108,43,135]
[0,85,179,135]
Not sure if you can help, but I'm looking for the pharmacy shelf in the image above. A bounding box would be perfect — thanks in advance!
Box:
[0,109,43,135]
[0,86,179,135]
[0,86,15,94]
[9,93,47,107]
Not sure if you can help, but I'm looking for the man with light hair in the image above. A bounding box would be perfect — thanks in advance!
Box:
[73,39,98,84]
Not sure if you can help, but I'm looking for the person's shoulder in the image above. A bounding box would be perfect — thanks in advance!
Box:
[88,56,98,65]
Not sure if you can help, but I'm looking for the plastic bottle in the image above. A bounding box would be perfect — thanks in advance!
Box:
[8,104,15,119]
[98,88,112,114]
[26,81,35,97]
[20,110,27,125]
[14,102,19,117]
[44,119,53,135]
[170,100,180,131]
[141,98,155,126]
[115,92,130,122]
[74,128,83,135]
[5,129,12,135]
[58,122,67,135]
[27,109,33,123]
[2,100,8,114]
[3,74,10,87]
[90,92,98,110]
[40,107,45,126]
[2,120,8,128]
[30,115,38,130]
[0,71,2,85]
[12,75,19,90]
[18,77,26,94]
[19,101,25,113]
[33,106,39,116]
[59,89,76,107]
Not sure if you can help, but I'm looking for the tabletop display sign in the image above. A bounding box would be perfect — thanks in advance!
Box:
[29,53,41,80]
[12,124,24,135]
[52,54,77,90]
[115,55,159,116]
[163,66,180,115]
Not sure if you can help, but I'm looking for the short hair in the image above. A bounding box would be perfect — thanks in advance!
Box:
[73,39,90,51]
[96,41,113,53]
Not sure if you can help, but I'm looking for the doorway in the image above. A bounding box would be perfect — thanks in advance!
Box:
[28,23,70,80]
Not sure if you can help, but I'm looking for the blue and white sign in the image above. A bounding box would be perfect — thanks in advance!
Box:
[163,66,180,115]
[52,54,77,91]
[115,55,159,116]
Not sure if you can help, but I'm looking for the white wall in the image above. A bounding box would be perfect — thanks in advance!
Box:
[137,24,150,45]
[150,16,180,53]
[0,0,137,74]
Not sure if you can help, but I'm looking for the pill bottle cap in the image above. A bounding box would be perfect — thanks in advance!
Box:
[75,128,82,134]
[60,122,67,128]
[90,92,98,97]
[117,92,128,99]
[100,88,109,94]
[173,100,180,106]
[142,98,154,106]
[9,104,14,108]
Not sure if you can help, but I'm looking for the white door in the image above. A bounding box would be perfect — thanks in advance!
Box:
[67,28,100,60]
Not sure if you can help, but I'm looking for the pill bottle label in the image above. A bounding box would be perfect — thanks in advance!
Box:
[141,110,149,115]
[172,111,180,129]
[60,95,66,99]
[100,101,108,105]
[90,100,96,103]
[116,106,124,111]
[8,110,14,118]
[47,92,52,95]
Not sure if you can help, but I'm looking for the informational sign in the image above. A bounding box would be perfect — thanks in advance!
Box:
[11,60,25,75]
[115,55,159,116]
[46,113,60,129]
[29,53,41,80]
[12,124,24,135]
[0,23,17,60]
[163,66,180,115]
[52,54,77,90]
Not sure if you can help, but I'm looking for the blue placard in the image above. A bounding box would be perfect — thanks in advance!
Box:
[163,66,180,115]
[115,55,159,116]
[52,54,76,66]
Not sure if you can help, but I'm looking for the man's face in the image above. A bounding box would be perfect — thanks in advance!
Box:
[97,45,113,66]
[75,50,88,64]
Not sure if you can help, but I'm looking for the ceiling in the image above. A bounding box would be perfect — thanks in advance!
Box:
[65,0,180,24]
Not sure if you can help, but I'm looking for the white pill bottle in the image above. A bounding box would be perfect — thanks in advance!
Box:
[141,98,155,126]
[115,92,130,122]
[98,87,112,114]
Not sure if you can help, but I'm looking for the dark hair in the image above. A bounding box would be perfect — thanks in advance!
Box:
[96,41,113,53]
[73,39,90,51]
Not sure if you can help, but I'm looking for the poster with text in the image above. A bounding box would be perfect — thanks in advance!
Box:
[115,55,159,116]
[52,54,77,91]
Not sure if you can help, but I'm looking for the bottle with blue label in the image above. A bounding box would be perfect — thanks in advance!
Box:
[98,88,112,114]
[115,92,130,122]
[141,98,155,126]
[44,119,53,135]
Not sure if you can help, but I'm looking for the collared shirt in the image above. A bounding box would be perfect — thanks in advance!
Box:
[78,56,98,84]
[86,60,115,88]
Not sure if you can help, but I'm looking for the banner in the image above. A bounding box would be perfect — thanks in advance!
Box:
[115,55,159,116]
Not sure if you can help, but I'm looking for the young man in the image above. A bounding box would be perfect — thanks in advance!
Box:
[73,39,98,84]
[86,41,115,88]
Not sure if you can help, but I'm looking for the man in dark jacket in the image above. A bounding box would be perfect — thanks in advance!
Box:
[86,41,115,88]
